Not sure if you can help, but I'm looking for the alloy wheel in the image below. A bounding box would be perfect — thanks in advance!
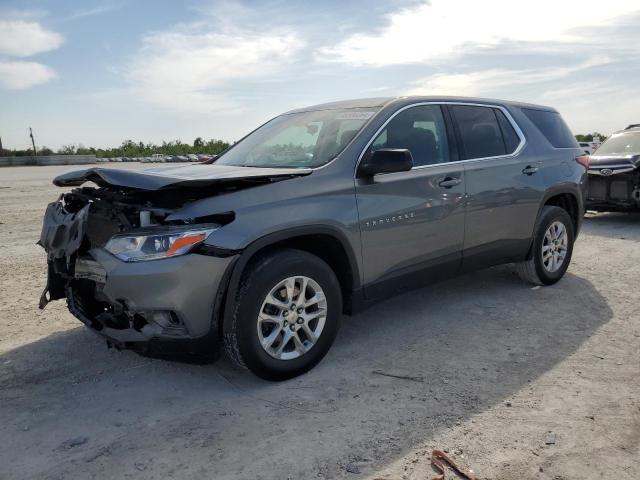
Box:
[541,221,568,273]
[257,276,327,360]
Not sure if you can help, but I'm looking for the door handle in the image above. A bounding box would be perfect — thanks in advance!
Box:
[522,165,539,175]
[438,177,461,188]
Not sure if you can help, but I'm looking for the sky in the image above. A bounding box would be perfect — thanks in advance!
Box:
[1,0,639,151]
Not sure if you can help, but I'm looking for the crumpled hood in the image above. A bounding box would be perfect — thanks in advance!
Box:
[53,164,312,190]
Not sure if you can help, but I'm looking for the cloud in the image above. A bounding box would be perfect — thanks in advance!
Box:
[66,4,121,21]
[319,0,639,66]
[0,7,48,20]
[406,57,611,97]
[126,25,303,113]
[0,61,57,89]
[403,55,640,134]
[0,20,63,57]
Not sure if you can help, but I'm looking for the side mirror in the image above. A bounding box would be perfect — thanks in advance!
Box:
[358,148,414,176]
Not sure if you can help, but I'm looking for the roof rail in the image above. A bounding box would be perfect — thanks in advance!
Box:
[625,124,640,130]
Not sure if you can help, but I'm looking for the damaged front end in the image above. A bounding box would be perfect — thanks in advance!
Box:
[38,164,310,358]
[586,155,640,212]
[35,178,250,359]
[39,185,217,308]
[38,185,235,359]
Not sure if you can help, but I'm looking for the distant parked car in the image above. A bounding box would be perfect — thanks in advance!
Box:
[578,141,599,155]
[187,154,199,161]
[197,154,217,163]
[176,155,189,162]
[586,125,640,212]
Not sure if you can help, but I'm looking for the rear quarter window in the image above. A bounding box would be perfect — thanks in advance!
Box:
[495,109,521,153]
[522,108,578,148]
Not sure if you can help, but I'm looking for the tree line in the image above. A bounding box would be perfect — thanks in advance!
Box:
[575,132,607,142]
[0,137,230,157]
[0,132,610,157]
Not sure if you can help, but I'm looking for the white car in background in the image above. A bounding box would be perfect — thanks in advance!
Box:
[578,141,600,155]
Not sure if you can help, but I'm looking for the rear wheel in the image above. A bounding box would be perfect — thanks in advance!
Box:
[515,206,575,285]
[224,248,342,381]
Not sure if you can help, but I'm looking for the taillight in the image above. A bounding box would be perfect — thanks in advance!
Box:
[575,155,590,170]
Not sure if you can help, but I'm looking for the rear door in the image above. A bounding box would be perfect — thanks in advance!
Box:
[355,104,466,298]
[448,104,545,270]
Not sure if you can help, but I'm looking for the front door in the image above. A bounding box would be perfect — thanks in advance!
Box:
[355,104,466,299]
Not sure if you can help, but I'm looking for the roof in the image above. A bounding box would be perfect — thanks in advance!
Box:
[284,97,393,114]
[284,96,558,114]
[612,127,640,136]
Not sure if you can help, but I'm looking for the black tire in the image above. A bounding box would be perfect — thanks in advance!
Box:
[515,205,575,285]
[224,248,342,381]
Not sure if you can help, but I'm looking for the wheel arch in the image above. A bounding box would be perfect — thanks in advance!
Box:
[524,186,582,261]
[540,188,581,233]
[220,226,361,338]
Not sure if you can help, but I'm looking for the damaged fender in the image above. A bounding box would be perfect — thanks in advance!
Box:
[38,199,90,308]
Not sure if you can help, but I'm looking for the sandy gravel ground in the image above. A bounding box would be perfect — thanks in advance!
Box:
[0,164,638,480]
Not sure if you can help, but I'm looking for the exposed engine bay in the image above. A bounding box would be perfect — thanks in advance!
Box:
[39,185,222,308]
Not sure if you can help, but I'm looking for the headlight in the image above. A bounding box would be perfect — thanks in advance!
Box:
[105,225,218,262]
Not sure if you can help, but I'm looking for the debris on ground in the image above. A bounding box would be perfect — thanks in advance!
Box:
[545,432,557,445]
[344,462,361,474]
[59,436,88,450]
[431,449,479,480]
[372,370,424,382]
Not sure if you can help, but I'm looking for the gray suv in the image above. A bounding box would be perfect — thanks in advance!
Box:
[39,97,588,380]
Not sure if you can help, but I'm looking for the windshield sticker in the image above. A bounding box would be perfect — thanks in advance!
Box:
[336,111,375,120]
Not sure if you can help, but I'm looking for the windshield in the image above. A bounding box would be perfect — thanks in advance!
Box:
[215,108,379,168]
[594,132,640,155]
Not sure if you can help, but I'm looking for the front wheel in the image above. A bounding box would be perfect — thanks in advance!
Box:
[224,248,342,381]
[515,206,575,285]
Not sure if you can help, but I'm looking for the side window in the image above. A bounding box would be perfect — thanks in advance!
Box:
[451,105,507,159]
[495,109,521,153]
[370,105,449,167]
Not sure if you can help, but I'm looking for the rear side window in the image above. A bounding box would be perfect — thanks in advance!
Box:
[522,108,578,148]
[495,110,521,153]
[451,105,513,159]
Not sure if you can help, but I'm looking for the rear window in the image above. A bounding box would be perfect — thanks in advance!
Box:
[522,108,578,148]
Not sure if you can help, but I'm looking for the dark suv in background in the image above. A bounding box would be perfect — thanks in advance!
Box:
[586,125,640,212]
[39,96,588,380]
